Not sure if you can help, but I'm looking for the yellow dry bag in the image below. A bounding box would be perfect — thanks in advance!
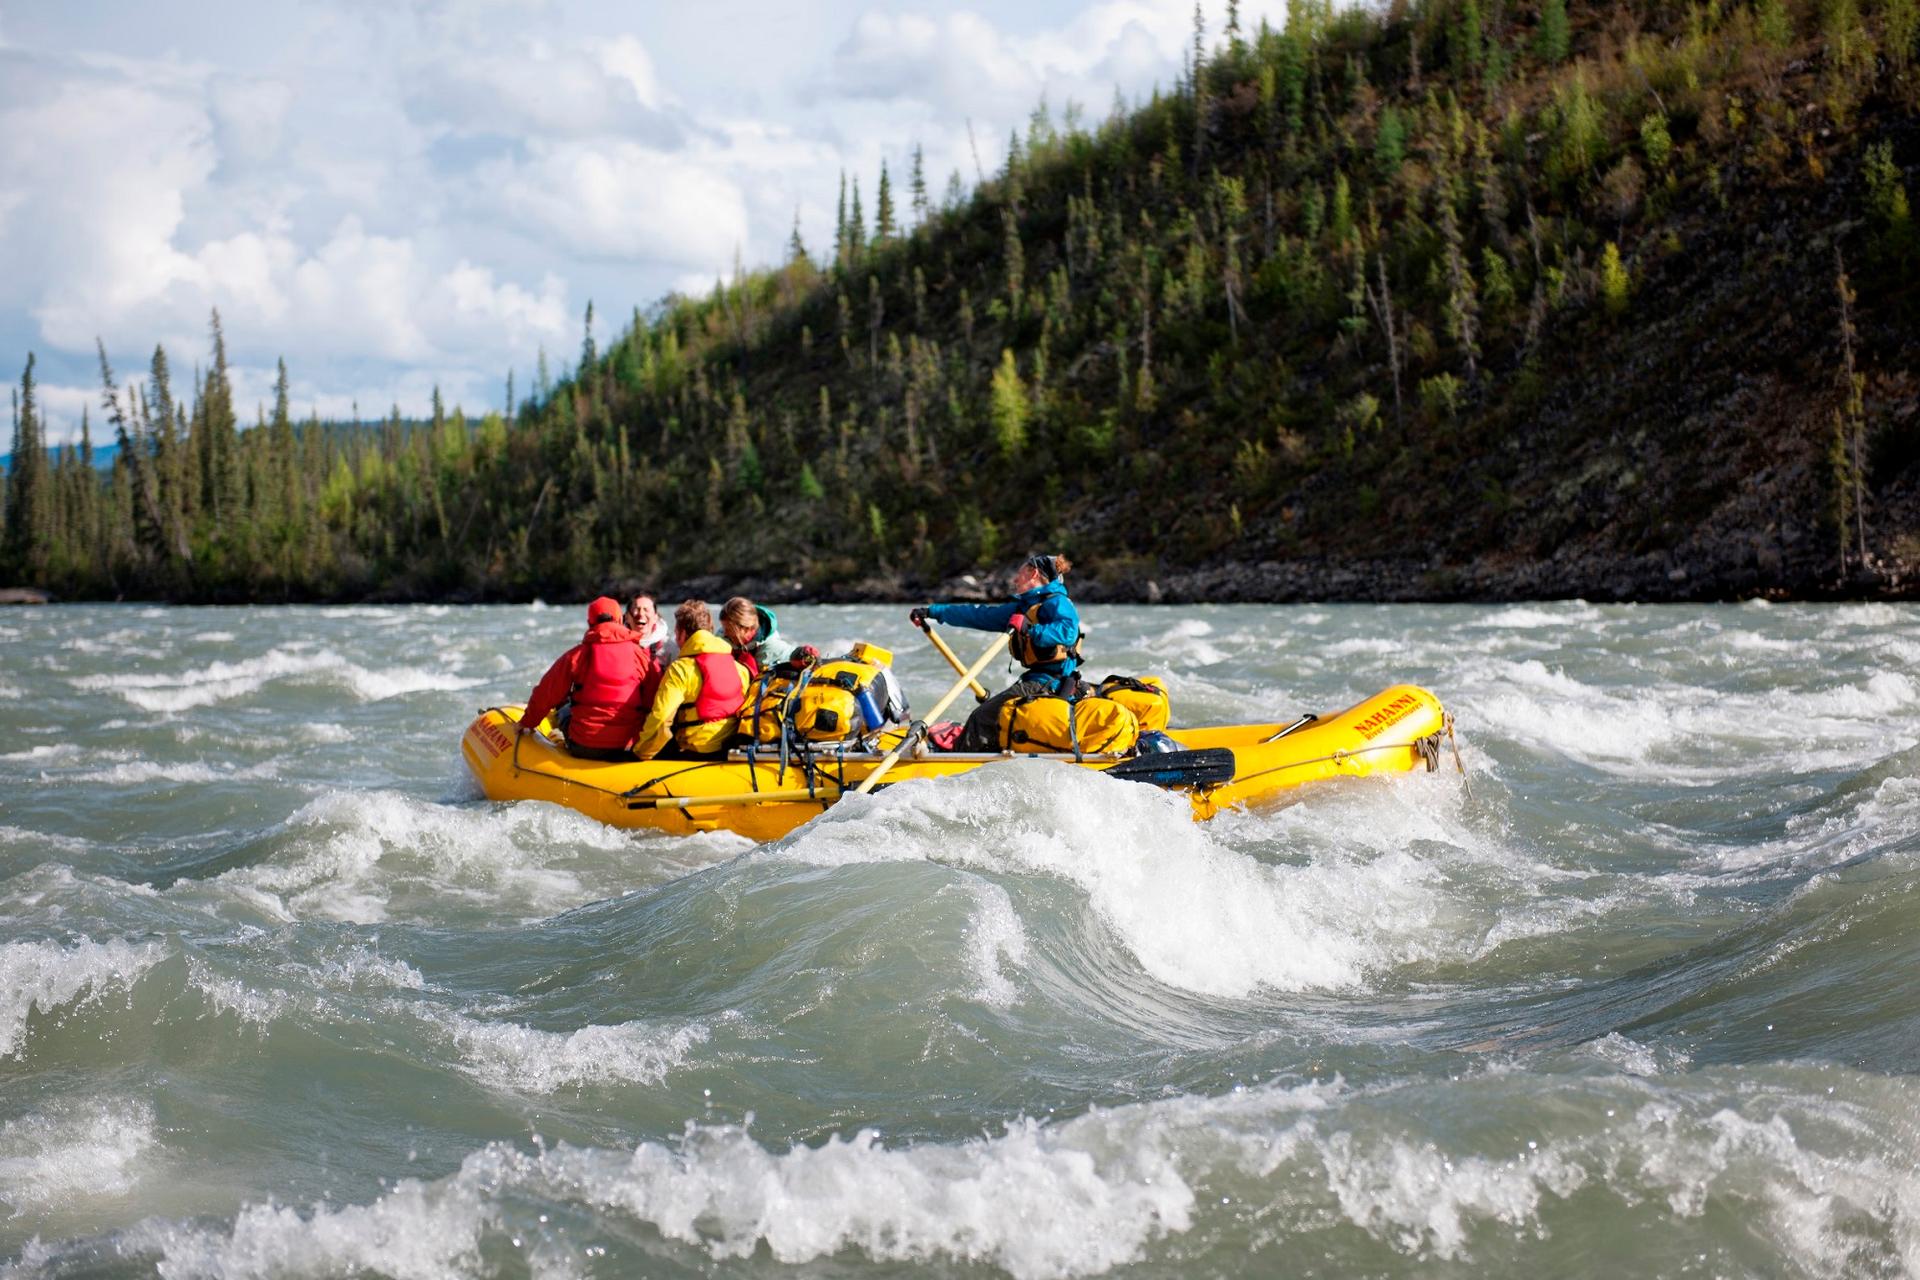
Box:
[996,694,1139,757]
[1095,675,1170,732]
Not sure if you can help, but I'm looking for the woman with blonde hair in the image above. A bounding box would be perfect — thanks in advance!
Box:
[719,595,784,679]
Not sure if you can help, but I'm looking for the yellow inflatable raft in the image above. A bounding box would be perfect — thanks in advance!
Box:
[460,684,1455,842]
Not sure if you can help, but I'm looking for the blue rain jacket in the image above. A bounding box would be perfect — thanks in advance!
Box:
[926,579,1082,689]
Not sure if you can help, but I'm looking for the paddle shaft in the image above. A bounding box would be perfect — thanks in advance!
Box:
[1261,713,1318,743]
[921,622,990,701]
[855,631,1011,795]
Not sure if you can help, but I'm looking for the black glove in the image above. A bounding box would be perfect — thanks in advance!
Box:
[909,607,930,628]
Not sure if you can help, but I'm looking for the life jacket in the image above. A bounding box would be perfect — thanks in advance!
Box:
[1012,601,1085,670]
[564,623,648,748]
[995,694,1139,757]
[750,656,897,744]
[676,650,746,725]
[1095,675,1170,733]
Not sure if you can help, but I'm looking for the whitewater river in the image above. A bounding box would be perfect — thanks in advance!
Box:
[1,601,1916,1277]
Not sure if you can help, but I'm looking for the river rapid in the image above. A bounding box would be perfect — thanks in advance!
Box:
[1,601,1917,1278]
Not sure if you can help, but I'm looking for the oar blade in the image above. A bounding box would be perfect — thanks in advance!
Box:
[1100,748,1238,789]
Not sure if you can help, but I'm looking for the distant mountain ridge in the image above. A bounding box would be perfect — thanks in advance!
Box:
[0,442,118,474]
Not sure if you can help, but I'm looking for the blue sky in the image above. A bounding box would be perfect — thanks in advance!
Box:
[1,0,1284,444]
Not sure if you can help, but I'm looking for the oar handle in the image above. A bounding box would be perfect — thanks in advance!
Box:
[855,631,1011,796]
[922,621,990,702]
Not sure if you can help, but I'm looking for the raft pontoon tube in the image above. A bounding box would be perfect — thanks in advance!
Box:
[461,684,1454,841]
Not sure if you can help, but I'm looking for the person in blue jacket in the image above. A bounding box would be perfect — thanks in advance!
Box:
[910,553,1083,751]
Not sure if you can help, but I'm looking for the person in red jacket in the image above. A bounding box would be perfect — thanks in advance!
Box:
[518,597,658,761]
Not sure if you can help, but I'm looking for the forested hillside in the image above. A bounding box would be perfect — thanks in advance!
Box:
[5,0,1918,603]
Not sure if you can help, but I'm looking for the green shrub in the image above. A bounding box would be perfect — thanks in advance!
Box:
[1537,0,1572,62]
[990,349,1029,457]
[1419,372,1464,418]
[1863,141,1916,269]
[1757,0,1794,48]
[1640,111,1674,172]
[1482,247,1518,315]
[1376,106,1408,178]
[1889,0,1919,68]
[1549,74,1607,187]
[1600,241,1631,315]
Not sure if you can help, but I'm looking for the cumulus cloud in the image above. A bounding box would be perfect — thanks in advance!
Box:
[404,32,680,144]
[825,1,1290,128]
[484,141,749,266]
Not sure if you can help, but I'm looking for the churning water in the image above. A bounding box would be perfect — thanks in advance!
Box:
[1,601,1917,1278]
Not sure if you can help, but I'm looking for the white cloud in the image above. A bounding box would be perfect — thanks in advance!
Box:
[826,2,1292,139]
[404,32,679,143]
[485,140,751,267]
[207,73,293,172]
[827,11,1041,118]
[0,37,568,421]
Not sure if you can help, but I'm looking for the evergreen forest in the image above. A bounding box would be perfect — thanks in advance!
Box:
[5,0,1919,603]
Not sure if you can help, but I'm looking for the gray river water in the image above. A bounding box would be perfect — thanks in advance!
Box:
[1,601,1917,1278]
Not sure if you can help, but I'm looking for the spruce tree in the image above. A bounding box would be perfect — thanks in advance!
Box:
[848,176,866,261]
[835,171,849,268]
[3,354,46,577]
[875,160,896,244]
[788,208,809,264]
[909,144,929,226]
[1536,0,1570,63]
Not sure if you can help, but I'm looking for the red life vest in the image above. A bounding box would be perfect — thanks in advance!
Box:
[566,623,649,748]
[682,650,745,723]
[735,647,763,680]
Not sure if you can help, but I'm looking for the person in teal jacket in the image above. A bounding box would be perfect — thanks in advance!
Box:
[910,553,1083,751]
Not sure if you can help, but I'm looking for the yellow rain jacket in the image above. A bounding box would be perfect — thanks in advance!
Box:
[632,629,751,760]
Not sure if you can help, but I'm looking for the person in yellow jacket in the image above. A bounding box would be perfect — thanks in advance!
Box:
[630,599,752,761]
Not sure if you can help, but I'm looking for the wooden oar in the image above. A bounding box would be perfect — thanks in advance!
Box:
[855,631,1011,796]
[921,621,990,702]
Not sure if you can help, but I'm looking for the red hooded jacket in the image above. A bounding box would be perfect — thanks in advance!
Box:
[519,613,660,749]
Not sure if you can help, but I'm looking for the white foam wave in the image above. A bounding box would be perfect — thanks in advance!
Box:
[133,1069,1920,1278]
[203,790,633,924]
[443,1014,711,1093]
[306,946,427,992]
[0,937,167,1056]
[65,759,280,786]
[185,957,299,1028]
[1473,604,1602,629]
[0,824,94,855]
[0,743,81,763]
[0,1098,157,1212]
[956,879,1030,1008]
[1827,603,1915,628]
[1461,658,1920,780]
[775,764,1460,996]
[69,646,481,713]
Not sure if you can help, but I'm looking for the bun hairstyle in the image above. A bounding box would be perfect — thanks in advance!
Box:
[675,599,713,636]
[1022,553,1072,582]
